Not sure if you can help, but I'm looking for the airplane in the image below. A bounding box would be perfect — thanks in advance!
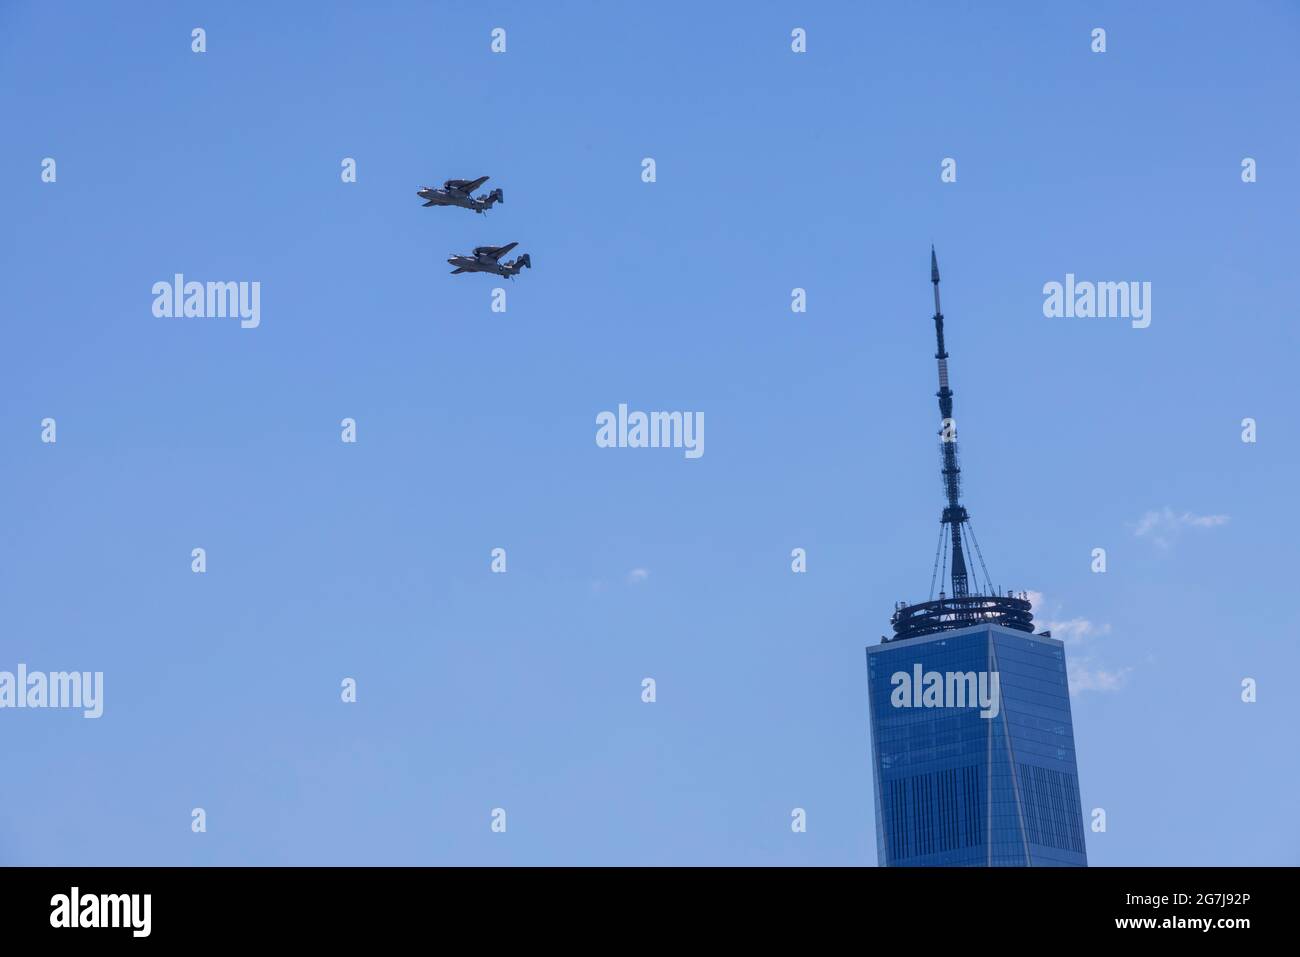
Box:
[447,242,532,277]
[416,176,503,213]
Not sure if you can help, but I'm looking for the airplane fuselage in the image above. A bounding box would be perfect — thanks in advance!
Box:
[417,188,492,212]
[447,255,513,276]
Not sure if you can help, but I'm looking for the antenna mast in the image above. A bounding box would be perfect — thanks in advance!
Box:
[931,247,970,600]
[887,249,1034,642]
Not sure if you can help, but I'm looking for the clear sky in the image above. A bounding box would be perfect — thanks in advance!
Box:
[2,1,1298,866]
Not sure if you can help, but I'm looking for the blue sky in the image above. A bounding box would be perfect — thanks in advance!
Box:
[2,1,1298,865]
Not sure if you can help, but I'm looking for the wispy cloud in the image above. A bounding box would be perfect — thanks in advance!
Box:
[1042,617,1109,643]
[1133,507,1229,548]
[1068,663,1133,693]
[1027,591,1127,694]
[626,568,650,585]
[1026,592,1108,644]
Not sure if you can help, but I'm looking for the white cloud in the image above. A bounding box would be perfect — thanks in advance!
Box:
[626,568,650,585]
[1042,617,1109,643]
[1068,663,1133,693]
[1026,592,1108,644]
[1027,591,1125,695]
[1134,507,1229,547]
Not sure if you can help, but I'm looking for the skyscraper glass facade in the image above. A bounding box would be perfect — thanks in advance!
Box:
[866,624,1087,866]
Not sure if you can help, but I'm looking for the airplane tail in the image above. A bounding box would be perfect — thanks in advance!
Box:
[515,253,531,271]
[479,188,503,210]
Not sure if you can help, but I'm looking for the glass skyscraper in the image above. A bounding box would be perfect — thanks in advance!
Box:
[866,623,1088,866]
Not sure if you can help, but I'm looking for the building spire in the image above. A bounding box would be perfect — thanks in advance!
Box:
[887,249,1034,642]
[931,246,943,318]
[930,248,969,599]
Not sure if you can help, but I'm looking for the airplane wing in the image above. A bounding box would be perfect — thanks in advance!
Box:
[474,241,517,261]
[445,175,489,192]
[450,267,469,274]
[422,200,436,207]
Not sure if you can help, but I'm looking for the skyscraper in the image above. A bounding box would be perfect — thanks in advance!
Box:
[865,251,1087,866]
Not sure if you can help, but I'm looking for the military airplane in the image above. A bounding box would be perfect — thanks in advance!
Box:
[417,176,503,213]
[447,242,532,277]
